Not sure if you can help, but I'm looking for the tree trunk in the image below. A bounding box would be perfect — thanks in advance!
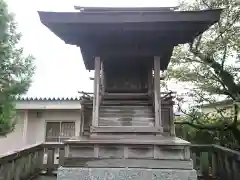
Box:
[230,126,240,147]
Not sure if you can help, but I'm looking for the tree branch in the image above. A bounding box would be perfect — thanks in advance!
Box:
[201,0,211,9]
[195,91,228,120]
[209,70,228,93]
[216,16,228,69]
[177,103,196,122]
[176,98,212,127]
[183,57,204,64]
[213,14,240,43]
[221,42,228,68]
[175,121,224,131]
[190,48,237,100]
[194,35,203,51]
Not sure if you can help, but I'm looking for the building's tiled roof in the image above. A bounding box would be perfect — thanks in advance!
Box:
[16,97,82,101]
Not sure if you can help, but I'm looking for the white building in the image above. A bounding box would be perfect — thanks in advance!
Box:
[0,97,82,155]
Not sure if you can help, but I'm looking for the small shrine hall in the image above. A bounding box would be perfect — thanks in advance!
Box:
[39,7,221,180]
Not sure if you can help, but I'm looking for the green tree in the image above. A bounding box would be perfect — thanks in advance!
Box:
[0,0,35,135]
[168,0,240,146]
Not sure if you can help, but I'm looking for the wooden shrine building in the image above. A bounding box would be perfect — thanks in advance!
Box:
[39,7,221,180]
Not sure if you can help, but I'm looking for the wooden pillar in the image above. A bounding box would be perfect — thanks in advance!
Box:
[147,64,153,96]
[22,110,28,145]
[100,61,105,97]
[154,56,162,132]
[92,56,101,127]
[79,107,84,136]
[169,104,176,136]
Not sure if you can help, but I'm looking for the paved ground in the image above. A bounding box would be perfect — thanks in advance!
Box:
[33,175,56,180]
[33,175,206,180]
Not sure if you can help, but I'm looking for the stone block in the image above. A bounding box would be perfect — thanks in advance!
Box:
[57,167,197,180]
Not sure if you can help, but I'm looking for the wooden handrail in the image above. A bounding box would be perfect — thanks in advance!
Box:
[0,143,42,163]
[42,142,64,148]
[212,144,240,158]
[0,143,44,180]
[190,144,240,180]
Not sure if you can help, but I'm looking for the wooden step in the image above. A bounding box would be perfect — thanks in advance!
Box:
[99,118,154,126]
[100,112,154,117]
[102,93,151,100]
[101,100,152,106]
[100,109,153,114]
[99,106,153,115]
[100,105,153,109]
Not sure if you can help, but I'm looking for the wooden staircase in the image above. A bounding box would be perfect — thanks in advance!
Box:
[99,105,154,126]
[99,92,154,127]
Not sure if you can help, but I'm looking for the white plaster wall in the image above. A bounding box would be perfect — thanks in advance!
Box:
[0,111,25,155]
[26,109,81,144]
[26,110,45,145]
[0,109,81,155]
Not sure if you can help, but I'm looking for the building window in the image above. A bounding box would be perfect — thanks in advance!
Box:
[45,121,75,142]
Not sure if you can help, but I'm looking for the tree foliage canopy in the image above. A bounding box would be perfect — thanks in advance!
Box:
[168,0,240,146]
[0,0,34,135]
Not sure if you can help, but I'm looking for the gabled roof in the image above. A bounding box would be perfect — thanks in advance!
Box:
[38,8,222,71]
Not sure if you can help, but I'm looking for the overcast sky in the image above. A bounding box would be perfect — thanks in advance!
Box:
[7,0,180,98]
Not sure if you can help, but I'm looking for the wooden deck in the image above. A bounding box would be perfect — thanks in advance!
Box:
[0,142,239,180]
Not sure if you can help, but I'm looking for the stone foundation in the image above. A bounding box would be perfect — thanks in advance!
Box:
[57,167,197,180]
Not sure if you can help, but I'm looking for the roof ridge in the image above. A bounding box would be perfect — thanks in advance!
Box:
[16,96,82,101]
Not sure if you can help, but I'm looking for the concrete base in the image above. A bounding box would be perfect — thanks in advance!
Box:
[57,167,197,180]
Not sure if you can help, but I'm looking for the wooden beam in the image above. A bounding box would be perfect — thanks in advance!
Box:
[92,56,101,126]
[81,48,173,71]
[81,43,173,59]
[65,137,190,145]
[154,56,163,132]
